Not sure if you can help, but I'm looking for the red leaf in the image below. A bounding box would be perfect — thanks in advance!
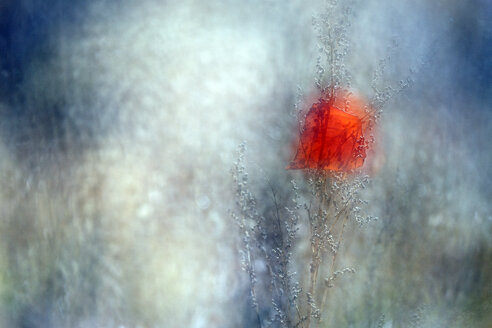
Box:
[287,89,373,173]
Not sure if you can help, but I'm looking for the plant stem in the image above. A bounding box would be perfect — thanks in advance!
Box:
[305,177,328,328]
[319,211,350,324]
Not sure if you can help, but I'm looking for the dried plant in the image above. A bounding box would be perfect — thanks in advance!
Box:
[232,140,377,328]
[231,2,388,327]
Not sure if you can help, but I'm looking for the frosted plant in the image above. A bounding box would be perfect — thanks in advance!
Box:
[231,1,400,327]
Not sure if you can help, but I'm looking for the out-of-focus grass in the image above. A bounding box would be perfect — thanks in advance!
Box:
[0,0,490,327]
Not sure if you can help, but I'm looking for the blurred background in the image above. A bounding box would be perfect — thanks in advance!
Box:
[0,0,490,327]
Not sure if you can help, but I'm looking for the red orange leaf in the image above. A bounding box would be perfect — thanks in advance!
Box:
[287,89,373,173]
